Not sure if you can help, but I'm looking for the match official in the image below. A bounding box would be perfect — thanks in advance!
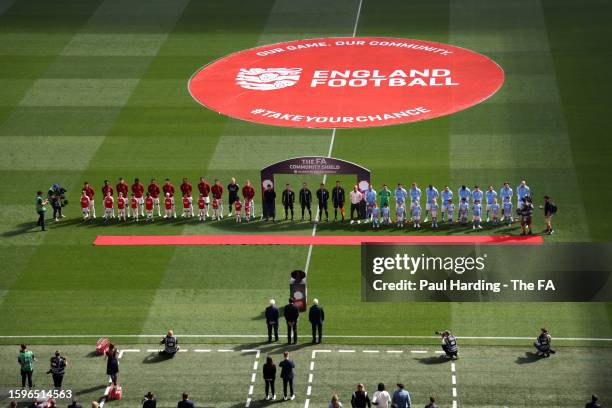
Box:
[316,183,330,222]
[331,180,345,222]
[540,195,556,235]
[282,184,295,221]
[308,298,325,344]
[299,182,312,221]
[48,350,68,388]
[585,394,602,408]
[284,298,299,344]
[265,299,279,342]
[279,351,295,400]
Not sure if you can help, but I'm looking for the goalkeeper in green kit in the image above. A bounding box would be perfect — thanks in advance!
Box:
[379,184,392,212]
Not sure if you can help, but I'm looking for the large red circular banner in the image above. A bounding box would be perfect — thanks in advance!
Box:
[188,37,504,128]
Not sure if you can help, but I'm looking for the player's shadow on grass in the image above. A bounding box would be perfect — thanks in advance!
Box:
[515,352,542,364]
[75,384,107,395]
[2,221,51,236]
[234,340,314,355]
[143,352,174,364]
[416,355,451,365]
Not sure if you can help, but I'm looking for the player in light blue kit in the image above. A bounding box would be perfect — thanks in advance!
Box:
[516,180,530,209]
[500,182,513,219]
[446,199,455,225]
[424,184,439,223]
[441,186,453,222]
[412,200,422,229]
[458,197,469,225]
[371,203,380,229]
[364,184,377,223]
[502,196,513,225]
[395,183,408,219]
[430,199,440,228]
[472,199,483,229]
[409,182,421,222]
[471,185,484,205]
[381,203,391,226]
[396,202,405,227]
[458,185,471,205]
[489,197,500,225]
[485,185,497,222]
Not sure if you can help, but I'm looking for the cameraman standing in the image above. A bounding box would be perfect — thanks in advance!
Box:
[49,350,68,388]
[48,184,66,221]
[518,196,534,236]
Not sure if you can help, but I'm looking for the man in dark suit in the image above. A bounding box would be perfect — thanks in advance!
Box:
[308,298,325,344]
[265,299,279,342]
[284,298,299,344]
[143,391,156,408]
[177,392,195,408]
[279,351,295,401]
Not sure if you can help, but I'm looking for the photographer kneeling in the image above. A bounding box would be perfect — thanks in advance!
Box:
[436,330,458,359]
[159,330,179,357]
[517,196,534,236]
[48,183,67,221]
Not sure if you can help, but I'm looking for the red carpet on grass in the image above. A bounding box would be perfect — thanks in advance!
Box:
[94,234,543,246]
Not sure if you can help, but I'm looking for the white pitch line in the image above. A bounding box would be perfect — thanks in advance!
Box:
[146,349,158,353]
[435,350,446,354]
[452,375,456,385]
[242,349,258,353]
[387,350,403,354]
[246,398,251,408]
[218,349,233,352]
[308,373,313,383]
[338,349,356,353]
[451,362,456,372]
[307,385,312,396]
[410,350,427,354]
[194,349,211,353]
[3,334,611,341]
[363,350,380,353]
[452,387,457,398]
[304,399,310,408]
[253,361,259,370]
[314,349,332,353]
[178,349,188,352]
[251,373,256,383]
[310,361,315,371]
[245,346,261,408]
[352,0,363,38]
[311,350,316,359]
[248,385,253,396]
[452,401,457,408]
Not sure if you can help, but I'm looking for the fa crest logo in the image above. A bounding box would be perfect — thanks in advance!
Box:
[236,68,302,91]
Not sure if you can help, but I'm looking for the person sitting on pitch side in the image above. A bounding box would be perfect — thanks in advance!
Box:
[159,330,179,357]
[436,330,458,359]
[534,328,555,357]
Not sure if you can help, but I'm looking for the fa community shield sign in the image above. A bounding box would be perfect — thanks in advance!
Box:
[188,37,504,128]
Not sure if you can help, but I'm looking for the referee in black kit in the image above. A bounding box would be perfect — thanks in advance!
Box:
[48,350,68,388]
[284,298,299,344]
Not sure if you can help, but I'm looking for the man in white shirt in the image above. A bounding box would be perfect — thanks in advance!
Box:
[349,185,363,224]
[372,383,391,408]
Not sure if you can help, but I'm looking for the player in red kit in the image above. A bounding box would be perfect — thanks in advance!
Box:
[212,197,221,220]
[130,193,139,222]
[180,178,193,217]
[198,177,211,218]
[162,178,176,218]
[234,199,243,223]
[197,193,207,221]
[242,180,256,221]
[244,198,252,223]
[132,178,145,217]
[117,192,127,221]
[145,192,154,221]
[103,191,115,221]
[211,179,224,220]
[83,181,96,219]
[116,177,129,216]
[164,193,173,219]
[148,178,162,217]
[182,195,193,218]
[80,190,91,220]
[102,179,113,198]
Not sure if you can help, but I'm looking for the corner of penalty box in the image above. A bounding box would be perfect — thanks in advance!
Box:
[108,384,123,400]
[96,337,110,355]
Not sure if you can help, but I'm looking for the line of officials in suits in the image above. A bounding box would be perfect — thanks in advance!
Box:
[265,298,325,344]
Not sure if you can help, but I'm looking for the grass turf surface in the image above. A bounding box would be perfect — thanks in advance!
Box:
[1,0,611,406]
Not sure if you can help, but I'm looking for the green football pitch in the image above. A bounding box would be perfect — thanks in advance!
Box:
[0,0,611,406]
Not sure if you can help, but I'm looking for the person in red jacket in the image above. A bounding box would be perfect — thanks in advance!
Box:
[197,193,207,221]
[148,178,162,217]
[102,180,113,198]
[198,177,211,218]
[131,178,145,217]
[145,192,155,221]
[242,180,256,221]
[162,178,176,219]
[83,181,96,219]
[130,193,139,222]
[211,179,224,220]
[80,190,91,220]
